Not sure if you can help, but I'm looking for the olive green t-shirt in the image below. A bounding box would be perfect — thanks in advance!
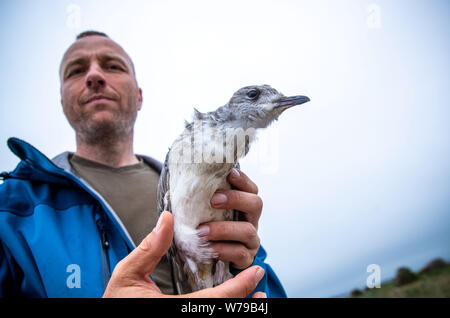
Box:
[69,154,174,294]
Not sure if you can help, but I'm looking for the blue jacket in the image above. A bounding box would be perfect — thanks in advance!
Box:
[0,137,287,298]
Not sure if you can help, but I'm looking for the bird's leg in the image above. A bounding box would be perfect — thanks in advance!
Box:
[184,257,205,291]
[213,260,233,286]
[184,257,216,291]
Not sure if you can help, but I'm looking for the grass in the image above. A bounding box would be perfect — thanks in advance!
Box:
[350,263,450,298]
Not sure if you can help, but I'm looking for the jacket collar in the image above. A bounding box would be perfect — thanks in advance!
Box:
[8,137,162,180]
[51,151,162,174]
[7,137,162,251]
[7,137,74,184]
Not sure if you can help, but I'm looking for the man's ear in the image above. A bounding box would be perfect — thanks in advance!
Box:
[138,88,143,110]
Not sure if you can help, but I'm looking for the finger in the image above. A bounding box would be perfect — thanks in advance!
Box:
[198,221,260,250]
[117,211,174,279]
[188,266,265,298]
[252,292,267,298]
[227,168,258,194]
[210,190,262,228]
[209,242,255,269]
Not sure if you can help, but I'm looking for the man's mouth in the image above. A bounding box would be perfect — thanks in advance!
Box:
[85,94,114,104]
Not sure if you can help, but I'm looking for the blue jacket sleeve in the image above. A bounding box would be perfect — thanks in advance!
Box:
[0,241,15,297]
[231,245,287,298]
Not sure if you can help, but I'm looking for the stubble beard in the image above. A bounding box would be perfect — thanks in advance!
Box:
[68,106,138,147]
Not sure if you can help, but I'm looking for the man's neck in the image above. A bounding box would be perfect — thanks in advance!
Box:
[74,133,139,168]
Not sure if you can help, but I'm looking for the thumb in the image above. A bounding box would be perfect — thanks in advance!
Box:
[118,211,174,279]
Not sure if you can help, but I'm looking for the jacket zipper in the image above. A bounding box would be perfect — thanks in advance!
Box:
[95,210,112,290]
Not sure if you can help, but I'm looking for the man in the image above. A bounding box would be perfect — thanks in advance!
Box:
[0,31,286,298]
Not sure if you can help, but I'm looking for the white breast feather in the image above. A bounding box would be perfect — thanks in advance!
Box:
[167,124,256,286]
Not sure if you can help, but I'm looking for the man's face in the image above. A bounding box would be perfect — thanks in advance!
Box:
[60,35,143,144]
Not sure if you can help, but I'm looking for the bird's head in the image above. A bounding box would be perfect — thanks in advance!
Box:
[209,85,310,130]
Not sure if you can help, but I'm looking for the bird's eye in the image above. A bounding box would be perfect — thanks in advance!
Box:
[247,89,259,99]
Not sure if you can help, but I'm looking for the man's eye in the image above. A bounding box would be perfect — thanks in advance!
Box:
[68,68,83,77]
[108,64,122,71]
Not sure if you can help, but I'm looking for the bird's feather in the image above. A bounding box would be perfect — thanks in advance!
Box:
[156,85,309,294]
[157,150,192,294]
[157,151,241,294]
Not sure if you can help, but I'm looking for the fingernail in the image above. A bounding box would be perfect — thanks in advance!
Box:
[197,225,210,237]
[255,267,265,283]
[211,193,227,206]
[153,213,164,233]
[230,168,240,179]
[254,292,267,298]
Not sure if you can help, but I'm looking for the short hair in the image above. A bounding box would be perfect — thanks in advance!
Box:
[76,30,109,40]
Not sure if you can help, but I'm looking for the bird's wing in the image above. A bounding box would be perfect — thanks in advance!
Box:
[232,161,246,221]
[157,151,192,295]
[157,151,171,215]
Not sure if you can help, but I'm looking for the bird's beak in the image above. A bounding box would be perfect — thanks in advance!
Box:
[275,95,310,109]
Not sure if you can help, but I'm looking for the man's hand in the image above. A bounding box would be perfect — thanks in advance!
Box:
[197,168,262,269]
[103,211,266,298]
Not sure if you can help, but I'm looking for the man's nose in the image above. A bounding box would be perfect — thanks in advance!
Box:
[85,65,106,89]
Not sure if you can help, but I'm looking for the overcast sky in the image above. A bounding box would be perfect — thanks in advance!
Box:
[1,0,449,297]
